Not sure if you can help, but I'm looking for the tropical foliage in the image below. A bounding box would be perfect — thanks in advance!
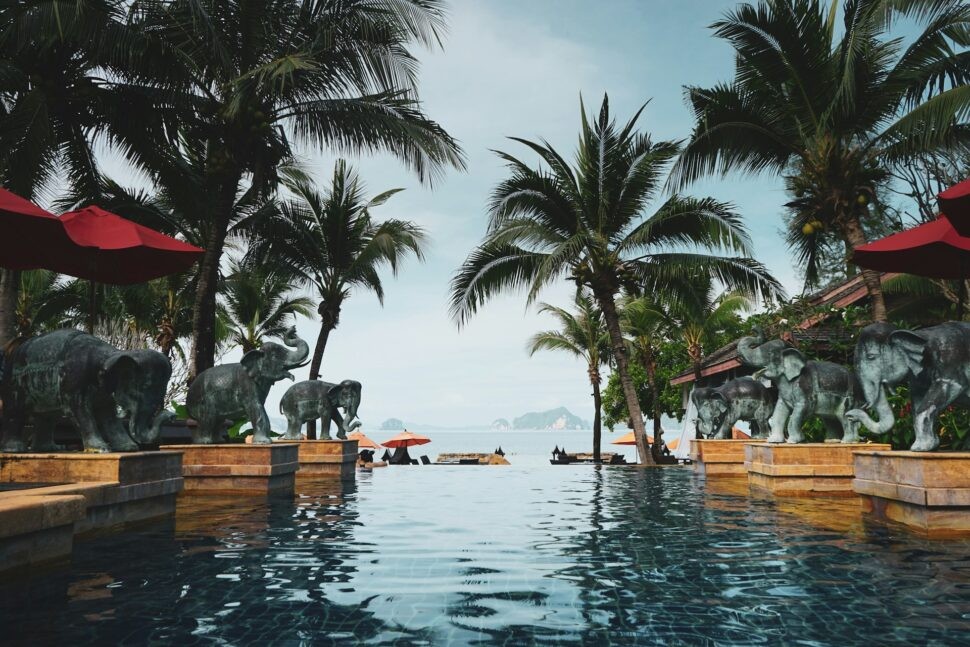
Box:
[676,0,970,319]
[247,161,427,436]
[451,95,783,464]
[528,291,611,461]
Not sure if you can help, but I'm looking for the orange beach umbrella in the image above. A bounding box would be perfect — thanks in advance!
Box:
[347,430,381,450]
[381,430,430,449]
[611,430,681,449]
[611,431,654,445]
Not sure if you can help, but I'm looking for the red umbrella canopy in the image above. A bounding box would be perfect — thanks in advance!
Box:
[381,430,431,449]
[939,178,970,236]
[0,187,81,271]
[57,206,204,284]
[852,214,970,280]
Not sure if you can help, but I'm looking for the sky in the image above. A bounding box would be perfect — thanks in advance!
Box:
[274,0,799,429]
[111,0,806,430]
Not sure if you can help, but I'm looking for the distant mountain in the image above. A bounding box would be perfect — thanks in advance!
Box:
[513,407,588,430]
[491,418,511,431]
[380,418,404,431]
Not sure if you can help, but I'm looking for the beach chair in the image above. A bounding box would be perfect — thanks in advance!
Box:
[420,455,431,465]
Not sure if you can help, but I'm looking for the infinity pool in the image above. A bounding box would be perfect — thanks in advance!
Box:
[1,464,969,645]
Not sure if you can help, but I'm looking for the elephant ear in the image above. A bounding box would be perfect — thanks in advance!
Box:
[102,353,139,392]
[781,348,806,382]
[240,349,265,379]
[710,391,729,415]
[889,330,927,377]
[328,382,345,402]
[690,388,705,407]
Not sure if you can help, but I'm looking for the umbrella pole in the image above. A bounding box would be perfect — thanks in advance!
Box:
[87,281,96,334]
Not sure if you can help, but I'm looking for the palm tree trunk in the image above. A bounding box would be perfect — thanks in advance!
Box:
[594,287,654,465]
[591,372,602,463]
[0,270,19,348]
[646,354,664,463]
[189,177,238,381]
[842,214,887,322]
[305,320,334,440]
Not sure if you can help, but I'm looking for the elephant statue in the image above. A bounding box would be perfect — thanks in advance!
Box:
[185,326,309,444]
[279,379,362,440]
[1,329,174,453]
[846,321,970,452]
[691,377,776,439]
[737,329,863,443]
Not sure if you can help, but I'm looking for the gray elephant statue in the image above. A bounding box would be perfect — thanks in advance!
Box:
[846,322,970,452]
[1,329,174,453]
[737,330,863,443]
[185,326,309,444]
[692,377,776,439]
[280,379,362,440]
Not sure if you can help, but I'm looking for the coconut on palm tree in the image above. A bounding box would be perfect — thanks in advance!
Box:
[451,96,783,464]
[120,0,464,379]
[675,0,970,319]
[529,291,611,461]
[248,161,428,437]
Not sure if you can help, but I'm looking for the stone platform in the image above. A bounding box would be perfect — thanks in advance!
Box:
[170,444,299,495]
[853,451,970,537]
[0,493,86,574]
[690,439,749,476]
[276,439,358,478]
[0,451,184,534]
[745,442,891,497]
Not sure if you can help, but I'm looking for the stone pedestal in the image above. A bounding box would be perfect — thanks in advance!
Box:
[690,439,749,476]
[170,444,299,496]
[0,451,183,534]
[276,439,358,479]
[745,442,891,497]
[853,451,970,537]
[0,494,86,573]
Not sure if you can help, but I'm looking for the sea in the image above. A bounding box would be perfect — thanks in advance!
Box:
[365,427,640,466]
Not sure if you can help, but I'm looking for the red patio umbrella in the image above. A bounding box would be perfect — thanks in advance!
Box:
[938,178,970,236]
[0,187,83,270]
[57,206,204,331]
[852,213,970,317]
[58,206,203,284]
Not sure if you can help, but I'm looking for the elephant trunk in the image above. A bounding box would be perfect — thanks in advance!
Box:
[846,386,895,436]
[140,410,176,446]
[737,329,769,368]
[282,326,310,368]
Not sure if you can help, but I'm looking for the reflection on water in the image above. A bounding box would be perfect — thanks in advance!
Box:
[1,466,969,645]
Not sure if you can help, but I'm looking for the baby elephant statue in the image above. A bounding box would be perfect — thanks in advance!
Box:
[846,322,970,452]
[692,377,776,439]
[185,327,309,444]
[737,330,863,443]
[280,379,362,440]
[1,329,174,453]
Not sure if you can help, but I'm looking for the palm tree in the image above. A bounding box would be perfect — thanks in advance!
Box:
[675,0,970,321]
[120,0,464,379]
[0,1,140,345]
[528,291,611,461]
[450,96,783,464]
[620,297,671,460]
[248,161,427,437]
[667,278,752,382]
[220,259,313,354]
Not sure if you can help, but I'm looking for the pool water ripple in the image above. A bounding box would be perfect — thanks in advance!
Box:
[1,466,970,644]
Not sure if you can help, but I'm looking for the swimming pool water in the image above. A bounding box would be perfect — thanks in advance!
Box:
[1,465,969,645]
